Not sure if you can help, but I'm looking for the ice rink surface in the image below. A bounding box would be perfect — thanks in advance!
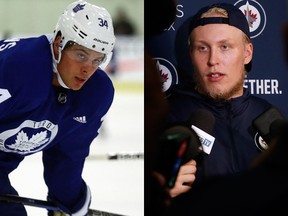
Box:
[9,70,144,216]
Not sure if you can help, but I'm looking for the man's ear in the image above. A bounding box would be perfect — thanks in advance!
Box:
[244,43,253,65]
[53,36,61,60]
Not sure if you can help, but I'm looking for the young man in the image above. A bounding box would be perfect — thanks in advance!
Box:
[164,3,276,198]
[0,1,115,215]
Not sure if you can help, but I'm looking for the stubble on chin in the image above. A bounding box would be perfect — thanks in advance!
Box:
[193,73,245,101]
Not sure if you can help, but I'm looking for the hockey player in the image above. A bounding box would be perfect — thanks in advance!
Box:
[0,1,115,215]
[163,3,276,199]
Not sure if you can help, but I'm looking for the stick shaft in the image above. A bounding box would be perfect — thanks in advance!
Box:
[88,152,144,160]
[0,194,125,216]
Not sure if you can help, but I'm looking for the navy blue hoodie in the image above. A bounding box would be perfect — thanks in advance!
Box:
[165,84,272,178]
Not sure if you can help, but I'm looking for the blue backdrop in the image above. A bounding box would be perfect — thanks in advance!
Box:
[146,0,288,117]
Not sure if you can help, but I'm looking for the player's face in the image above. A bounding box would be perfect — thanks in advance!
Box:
[189,24,253,101]
[56,43,105,90]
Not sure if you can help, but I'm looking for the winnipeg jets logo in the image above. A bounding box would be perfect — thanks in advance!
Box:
[153,57,178,92]
[234,0,267,38]
[254,132,268,151]
[0,120,58,155]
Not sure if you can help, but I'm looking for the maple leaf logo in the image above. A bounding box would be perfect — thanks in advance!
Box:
[7,130,49,152]
[244,9,257,28]
[73,3,85,13]
[160,69,169,84]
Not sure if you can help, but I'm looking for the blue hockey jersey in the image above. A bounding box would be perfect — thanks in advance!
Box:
[0,35,114,213]
[165,84,273,179]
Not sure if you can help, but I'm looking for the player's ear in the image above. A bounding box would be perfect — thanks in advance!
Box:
[244,43,253,65]
[53,36,61,60]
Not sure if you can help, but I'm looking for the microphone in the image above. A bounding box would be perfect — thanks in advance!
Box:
[251,107,288,169]
[155,109,215,188]
[188,109,215,155]
[252,107,286,146]
[156,125,202,188]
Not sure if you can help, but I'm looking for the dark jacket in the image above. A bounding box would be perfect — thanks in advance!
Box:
[164,84,273,179]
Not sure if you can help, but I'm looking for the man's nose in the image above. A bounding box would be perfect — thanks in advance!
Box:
[81,61,97,72]
[208,49,219,66]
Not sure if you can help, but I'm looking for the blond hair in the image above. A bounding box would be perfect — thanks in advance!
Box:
[201,7,228,18]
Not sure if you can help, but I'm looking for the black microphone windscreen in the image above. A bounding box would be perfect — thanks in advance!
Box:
[160,125,202,161]
[253,107,286,144]
[155,109,215,188]
[156,125,202,188]
[188,109,215,134]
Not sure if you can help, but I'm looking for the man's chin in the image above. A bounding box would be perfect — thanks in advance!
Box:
[70,84,83,91]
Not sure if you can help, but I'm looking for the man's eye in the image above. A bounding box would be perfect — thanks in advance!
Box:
[93,57,105,65]
[199,46,207,51]
[77,53,86,59]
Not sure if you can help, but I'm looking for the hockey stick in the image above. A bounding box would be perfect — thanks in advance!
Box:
[87,152,144,160]
[0,194,126,216]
